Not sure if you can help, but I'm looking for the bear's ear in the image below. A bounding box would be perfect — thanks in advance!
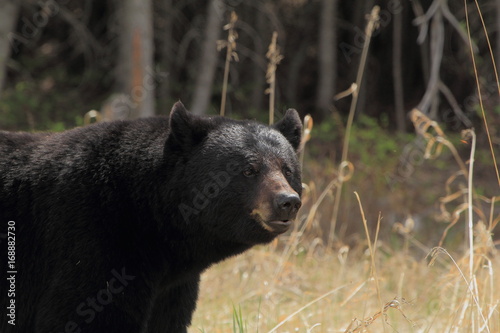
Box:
[273,109,302,152]
[168,101,213,150]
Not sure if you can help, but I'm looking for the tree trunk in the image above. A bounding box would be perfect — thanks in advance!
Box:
[286,43,307,107]
[316,0,338,117]
[393,2,405,132]
[0,0,20,95]
[116,0,155,119]
[190,0,224,115]
[251,10,266,112]
[158,0,173,111]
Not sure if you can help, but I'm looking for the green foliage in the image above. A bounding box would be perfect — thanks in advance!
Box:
[232,304,247,333]
[0,74,102,131]
[494,104,500,115]
[349,115,410,168]
[0,81,39,130]
[311,114,412,169]
[312,116,341,142]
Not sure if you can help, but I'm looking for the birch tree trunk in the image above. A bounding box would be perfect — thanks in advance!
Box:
[0,0,20,95]
[316,0,338,117]
[116,0,155,118]
[190,0,223,115]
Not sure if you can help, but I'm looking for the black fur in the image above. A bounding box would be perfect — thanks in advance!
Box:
[0,102,302,333]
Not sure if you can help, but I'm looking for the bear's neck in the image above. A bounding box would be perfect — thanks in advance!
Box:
[158,217,253,276]
[127,172,253,279]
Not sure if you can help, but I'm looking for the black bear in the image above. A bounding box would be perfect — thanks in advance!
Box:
[0,102,302,333]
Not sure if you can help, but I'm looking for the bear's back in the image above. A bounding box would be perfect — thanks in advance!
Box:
[0,117,170,218]
[0,117,170,172]
[0,131,51,161]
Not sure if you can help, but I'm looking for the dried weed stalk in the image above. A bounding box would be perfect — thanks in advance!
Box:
[412,107,498,332]
[299,114,313,169]
[265,31,283,125]
[410,109,498,257]
[83,110,102,124]
[344,298,414,333]
[463,0,500,187]
[217,11,239,117]
[328,6,380,246]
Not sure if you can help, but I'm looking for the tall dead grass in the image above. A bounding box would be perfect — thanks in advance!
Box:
[194,177,499,332]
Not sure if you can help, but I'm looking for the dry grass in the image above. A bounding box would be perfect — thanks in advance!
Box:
[192,196,499,333]
[192,235,499,332]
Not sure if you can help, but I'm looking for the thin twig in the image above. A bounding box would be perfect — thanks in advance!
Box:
[328,6,380,246]
[354,192,387,332]
[428,247,490,331]
[266,31,283,125]
[267,284,349,333]
[463,129,476,281]
[438,81,473,128]
[472,0,500,96]
[299,114,313,170]
[463,0,500,187]
[218,11,238,117]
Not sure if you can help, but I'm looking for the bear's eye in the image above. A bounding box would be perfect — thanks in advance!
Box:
[243,167,258,177]
[283,167,292,177]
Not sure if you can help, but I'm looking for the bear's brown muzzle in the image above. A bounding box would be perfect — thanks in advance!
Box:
[252,190,301,234]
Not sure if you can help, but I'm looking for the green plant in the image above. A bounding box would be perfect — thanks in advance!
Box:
[232,304,247,333]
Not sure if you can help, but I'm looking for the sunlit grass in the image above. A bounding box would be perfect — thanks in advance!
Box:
[192,235,499,332]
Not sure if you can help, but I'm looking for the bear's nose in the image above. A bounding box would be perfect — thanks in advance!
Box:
[275,192,301,215]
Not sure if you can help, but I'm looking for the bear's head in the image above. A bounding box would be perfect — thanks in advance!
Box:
[166,102,302,246]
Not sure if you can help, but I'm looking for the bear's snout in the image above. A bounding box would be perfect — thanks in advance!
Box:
[275,192,301,217]
[251,190,301,234]
[249,168,302,234]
